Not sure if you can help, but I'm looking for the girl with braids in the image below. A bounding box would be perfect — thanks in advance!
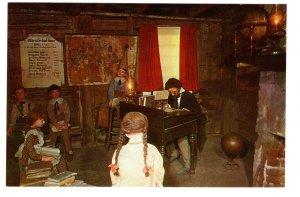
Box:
[15,107,68,173]
[108,112,165,186]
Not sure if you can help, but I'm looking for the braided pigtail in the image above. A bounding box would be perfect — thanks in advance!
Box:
[141,117,151,177]
[108,128,126,176]
[143,129,150,177]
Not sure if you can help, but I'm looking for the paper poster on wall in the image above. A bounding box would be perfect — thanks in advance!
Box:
[65,35,137,86]
[20,34,65,88]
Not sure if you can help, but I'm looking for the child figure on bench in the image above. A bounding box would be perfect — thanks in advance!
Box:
[16,108,68,173]
[7,86,35,159]
[47,84,73,162]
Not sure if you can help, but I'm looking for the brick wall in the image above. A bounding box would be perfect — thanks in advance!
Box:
[264,144,285,186]
[253,72,285,187]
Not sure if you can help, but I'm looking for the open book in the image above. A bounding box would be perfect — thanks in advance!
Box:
[163,108,184,113]
[50,121,70,132]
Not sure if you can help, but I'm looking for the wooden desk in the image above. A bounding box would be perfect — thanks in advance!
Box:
[119,101,198,174]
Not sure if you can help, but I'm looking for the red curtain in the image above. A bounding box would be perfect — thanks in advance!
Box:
[179,25,199,91]
[137,24,163,92]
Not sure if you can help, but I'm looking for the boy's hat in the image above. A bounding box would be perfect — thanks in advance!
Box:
[47,84,61,94]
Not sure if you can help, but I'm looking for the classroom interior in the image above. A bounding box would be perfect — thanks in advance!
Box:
[6,3,286,187]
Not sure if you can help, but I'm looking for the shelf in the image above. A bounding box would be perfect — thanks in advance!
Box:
[226,54,286,72]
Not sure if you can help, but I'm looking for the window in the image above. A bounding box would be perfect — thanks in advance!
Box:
[157,27,180,85]
[141,25,198,96]
[143,27,180,96]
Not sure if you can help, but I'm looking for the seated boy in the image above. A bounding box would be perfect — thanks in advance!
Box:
[47,84,73,162]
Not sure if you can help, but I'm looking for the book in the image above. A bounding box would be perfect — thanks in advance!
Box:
[68,179,85,187]
[138,95,155,107]
[154,90,169,100]
[20,177,49,187]
[44,176,75,186]
[26,162,52,175]
[163,107,183,113]
[40,147,60,158]
[50,121,70,132]
[47,171,77,183]
[26,168,51,175]
[26,170,52,179]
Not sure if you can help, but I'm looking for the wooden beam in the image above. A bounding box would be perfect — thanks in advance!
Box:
[127,16,134,35]
[81,11,227,22]
[186,5,218,18]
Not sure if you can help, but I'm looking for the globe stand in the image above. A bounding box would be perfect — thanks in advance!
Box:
[223,158,240,170]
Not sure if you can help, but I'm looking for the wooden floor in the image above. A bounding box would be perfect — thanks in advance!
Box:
[69,136,252,187]
[6,134,252,187]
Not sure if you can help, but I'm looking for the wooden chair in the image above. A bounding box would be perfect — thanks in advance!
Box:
[105,107,121,150]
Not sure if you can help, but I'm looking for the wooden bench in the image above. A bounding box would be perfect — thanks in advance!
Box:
[25,86,83,148]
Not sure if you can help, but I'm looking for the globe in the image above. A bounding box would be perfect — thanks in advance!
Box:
[221,132,246,159]
[234,6,269,47]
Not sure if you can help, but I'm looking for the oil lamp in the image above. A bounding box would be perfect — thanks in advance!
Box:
[262,4,286,55]
[269,4,284,30]
[125,72,136,102]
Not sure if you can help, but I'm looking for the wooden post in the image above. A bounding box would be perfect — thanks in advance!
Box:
[234,30,238,58]
[127,16,133,35]
[80,85,96,147]
[249,25,254,56]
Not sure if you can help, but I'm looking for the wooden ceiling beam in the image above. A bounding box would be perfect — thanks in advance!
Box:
[8,3,242,20]
[186,5,219,18]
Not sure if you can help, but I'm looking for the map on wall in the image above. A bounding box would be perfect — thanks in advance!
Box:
[20,34,65,88]
[65,35,138,86]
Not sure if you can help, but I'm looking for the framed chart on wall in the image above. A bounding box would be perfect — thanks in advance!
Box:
[20,34,65,88]
[65,35,138,86]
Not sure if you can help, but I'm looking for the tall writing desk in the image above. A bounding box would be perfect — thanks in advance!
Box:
[119,101,198,174]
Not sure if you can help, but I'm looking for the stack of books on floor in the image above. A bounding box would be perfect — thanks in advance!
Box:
[44,171,77,186]
[44,171,95,187]
[26,161,53,179]
[67,179,96,187]
[20,161,53,186]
